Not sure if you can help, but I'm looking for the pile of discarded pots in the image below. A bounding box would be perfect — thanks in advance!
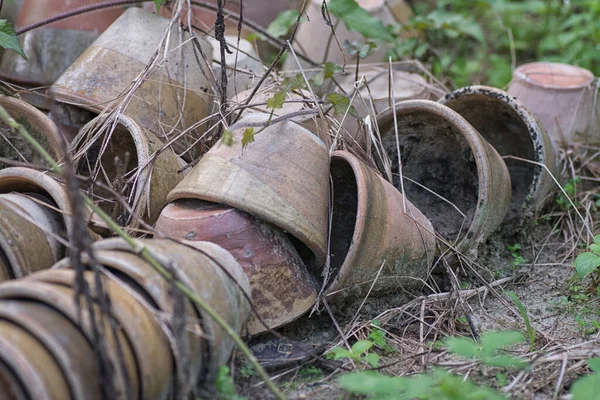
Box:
[0,2,598,399]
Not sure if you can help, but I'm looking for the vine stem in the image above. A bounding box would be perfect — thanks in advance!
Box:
[0,104,287,400]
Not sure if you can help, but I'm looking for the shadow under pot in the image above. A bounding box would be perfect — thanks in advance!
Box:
[375,100,512,258]
[166,116,330,267]
[91,238,252,385]
[439,86,560,223]
[155,199,318,335]
[325,151,437,302]
[73,114,185,235]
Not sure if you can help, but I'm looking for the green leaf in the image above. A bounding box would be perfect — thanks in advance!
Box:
[310,62,342,87]
[351,340,374,355]
[445,337,479,358]
[266,90,286,110]
[482,354,527,369]
[153,0,167,13]
[593,236,600,245]
[330,347,354,361]
[480,331,524,355]
[337,371,406,395]
[241,128,255,148]
[575,252,600,279]
[0,19,26,60]
[326,93,360,119]
[571,373,600,400]
[327,0,394,42]
[588,358,600,372]
[282,74,306,91]
[589,244,600,256]
[221,130,234,146]
[363,352,380,368]
[266,10,299,38]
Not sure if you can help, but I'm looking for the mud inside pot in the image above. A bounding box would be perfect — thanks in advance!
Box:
[327,158,358,286]
[444,94,536,219]
[0,115,55,168]
[77,123,139,226]
[381,112,479,242]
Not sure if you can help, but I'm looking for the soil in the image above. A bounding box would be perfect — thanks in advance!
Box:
[0,116,53,168]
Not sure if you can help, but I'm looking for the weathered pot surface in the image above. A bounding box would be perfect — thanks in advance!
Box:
[27,268,173,400]
[0,279,138,398]
[51,7,215,161]
[325,151,437,301]
[508,62,600,146]
[156,199,318,335]
[91,238,251,383]
[0,299,101,400]
[376,100,512,257]
[167,115,330,266]
[73,114,186,233]
[440,85,560,222]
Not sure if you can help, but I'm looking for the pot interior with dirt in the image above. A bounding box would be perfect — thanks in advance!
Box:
[440,87,541,220]
[376,103,480,244]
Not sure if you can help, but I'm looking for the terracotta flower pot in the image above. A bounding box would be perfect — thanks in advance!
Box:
[0,279,138,398]
[0,96,66,167]
[325,151,436,300]
[0,320,71,400]
[0,199,55,279]
[156,199,318,335]
[73,114,186,233]
[0,167,99,242]
[91,238,251,383]
[27,268,173,400]
[52,248,203,393]
[0,356,29,400]
[376,100,512,257]
[508,62,600,146]
[440,86,560,221]
[167,116,331,265]
[0,300,101,400]
[51,7,215,161]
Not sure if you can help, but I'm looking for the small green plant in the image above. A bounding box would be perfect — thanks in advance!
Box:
[507,243,527,267]
[574,235,600,281]
[445,330,527,369]
[328,339,380,368]
[506,291,536,351]
[215,366,247,400]
[571,358,600,400]
[556,177,579,210]
[297,365,323,381]
[239,362,256,379]
[575,315,600,335]
[368,320,395,354]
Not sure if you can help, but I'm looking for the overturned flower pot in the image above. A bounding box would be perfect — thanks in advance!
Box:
[90,238,251,384]
[325,151,436,301]
[51,7,215,161]
[508,62,600,146]
[167,115,330,266]
[440,86,560,221]
[376,100,512,257]
[156,199,318,335]
[73,114,185,233]
[0,96,66,168]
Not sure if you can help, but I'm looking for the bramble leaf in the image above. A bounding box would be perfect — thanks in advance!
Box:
[327,0,394,42]
[266,90,286,110]
[445,337,479,358]
[327,93,360,119]
[241,128,255,148]
[266,10,299,38]
[575,252,600,279]
[351,340,373,355]
[0,19,26,60]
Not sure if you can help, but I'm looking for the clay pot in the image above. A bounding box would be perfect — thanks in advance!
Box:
[0,299,101,400]
[285,0,414,68]
[73,114,186,233]
[27,268,173,400]
[0,96,66,167]
[0,320,71,400]
[51,7,215,161]
[0,356,29,400]
[91,238,251,382]
[207,35,263,99]
[52,248,204,392]
[156,199,318,335]
[0,279,138,398]
[376,100,512,257]
[0,199,55,279]
[440,86,560,221]
[0,0,124,109]
[325,151,436,300]
[0,166,99,242]
[508,62,600,146]
[167,115,331,265]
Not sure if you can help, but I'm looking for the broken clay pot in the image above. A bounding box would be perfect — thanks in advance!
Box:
[156,199,318,335]
[167,115,331,266]
[51,7,215,161]
[91,238,251,384]
[440,86,560,221]
[73,114,185,233]
[325,151,437,301]
[508,62,600,146]
[376,100,512,258]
